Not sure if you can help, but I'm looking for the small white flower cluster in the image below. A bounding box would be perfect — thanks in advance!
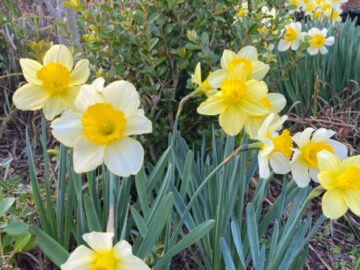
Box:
[278,22,335,55]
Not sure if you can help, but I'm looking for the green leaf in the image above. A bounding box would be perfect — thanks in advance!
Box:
[154,220,215,269]
[4,221,27,236]
[29,226,69,267]
[0,197,15,216]
[13,232,31,254]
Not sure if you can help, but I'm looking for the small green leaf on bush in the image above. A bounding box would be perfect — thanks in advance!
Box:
[0,197,15,216]
[13,232,31,254]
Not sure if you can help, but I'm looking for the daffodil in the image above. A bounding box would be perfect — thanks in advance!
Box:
[61,232,150,270]
[290,128,347,187]
[197,64,269,136]
[51,79,152,176]
[328,0,346,9]
[317,150,360,219]
[324,7,342,22]
[208,46,270,89]
[244,93,286,139]
[307,28,335,55]
[257,113,293,179]
[13,44,90,120]
[235,1,248,17]
[191,63,217,97]
[278,22,306,51]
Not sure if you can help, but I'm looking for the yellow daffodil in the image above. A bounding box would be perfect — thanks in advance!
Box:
[317,150,360,219]
[235,1,248,17]
[257,113,293,178]
[290,128,347,187]
[51,78,152,176]
[307,28,335,55]
[244,93,286,139]
[61,232,150,270]
[191,63,217,97]
[197,64,269,136]
[278,22,306,51]
[208,46,270,89]
[13,44,90,120]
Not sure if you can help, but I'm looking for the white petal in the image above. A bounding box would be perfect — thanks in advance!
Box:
[74,84,104,113]
[43,95,67,120]
[91,77,106,92]
[326,139,348,160]
[114,241,150,269]
[291,40,300,51]
[208,69,229,88]
[102,81,140,115]
[325,36,335,46]
[258,155,270,179]
[19,58,43,85]
[321,28,328,37]
[312,128,335,142]
[69,59,90,86]
[51,112,83,147]
[307,46,319,55]
[319,46,328,55]
[60,245,94,270]
[83,232,114,253]
[43,44,73,71]
[73,136,105,173]
[290,160,310,188]
[104,137,144,177]
[292,127,314,147]
[258,137,274,157]
[257,113,275,137]
[278,40,291,51]
[12,84,49,111]
[123,110,152,136]
[269,152,290,174]
[309,167,320,182]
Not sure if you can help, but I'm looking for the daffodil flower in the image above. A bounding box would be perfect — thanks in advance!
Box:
[235,1,248,17]
[290,128,347,187]
[278,22,306,51]
[317,150,360,219]
[197,64,269,136]
[13,45,90,120]
[307,28,335,55]
[191,63,217,97]
[208,46,270,88]
[51,79,152,177]
[61,232,150,270]
[256,113,293,179]
[244,93,286,139]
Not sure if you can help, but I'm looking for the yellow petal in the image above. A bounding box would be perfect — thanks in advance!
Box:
[104,137,144,177]
[60,245,94,270]
[74,136,105,173]
[13,84,49,110]
[239,98,269,116]
[43,95,67,120]
[245,80,268,100]
[267,93,286,113]
[317,150,341,173]
[208,69,228,88]
[102,80,140,115]
[344,190,360,216]
[19,58,43,85]
[237,46,258,61]
[43,44,73,71]
[221,49,237,70]
[318,171,337,190]
[69,59,90,86]
[51,112,83,147]
[340,156,360,172]
[322,189,348,219]
[245,116,264,139]
[123,110,152,136]
[63,86,81,110]
[249,61,269,80]
[83,232,114,253]
[197,94,227,116]
[219,105,245,136]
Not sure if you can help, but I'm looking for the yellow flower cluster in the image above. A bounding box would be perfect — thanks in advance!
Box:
[288,0,344,22]
[193,45,359,220]
[13,45,152,178]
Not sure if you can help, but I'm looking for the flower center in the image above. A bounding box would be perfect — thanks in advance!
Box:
[259,97,272,111]
[36,62,70,94]
[322,3,332,11]
[306,4,314,12]
[82,103,126,145]
[220,78,247,104]
[87,250,119,270]
[284,27,298,42]
[300,142,334,169]
[289,0,298,5]
[311,34,325,48]
[336,166,360,190]
[228,57,253,75]
[270,129,293,158]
